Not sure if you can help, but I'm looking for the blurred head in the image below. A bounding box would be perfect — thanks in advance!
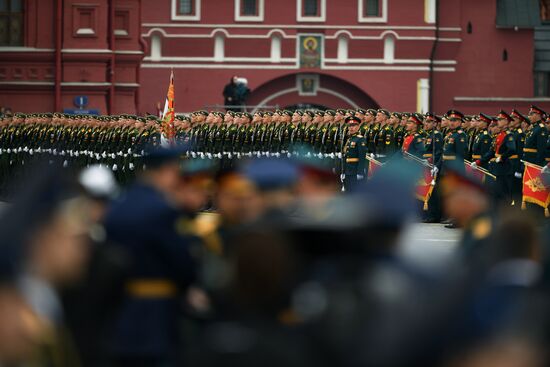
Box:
[216,172,263,225]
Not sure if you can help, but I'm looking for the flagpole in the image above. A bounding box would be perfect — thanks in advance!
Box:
[521,160,544,170]
[464,159,497,179]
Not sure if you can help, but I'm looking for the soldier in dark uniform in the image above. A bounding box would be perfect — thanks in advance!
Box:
[422,112,444,223]
[364,109,378,154]
[471,110,516,205]
[104,146,205,367]
[374,109,396,160]
[523,105,547,167]
[392,112,405,149]
[470,113,493,169]
[442,110,468,173]
[341,116,367,192]
[509,109,528,206]
[401,113,425,158]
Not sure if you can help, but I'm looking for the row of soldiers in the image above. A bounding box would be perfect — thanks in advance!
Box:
[0,106,549,193]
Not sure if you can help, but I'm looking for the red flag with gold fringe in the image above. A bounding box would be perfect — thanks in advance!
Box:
[522,163,550,216]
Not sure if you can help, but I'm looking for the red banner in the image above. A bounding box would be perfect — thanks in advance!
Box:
[416,167,434,211]
[522,164,550,215]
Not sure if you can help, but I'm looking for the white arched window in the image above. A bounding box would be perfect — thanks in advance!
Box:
[214,34,225,62]
[270,35,281,62]
[337,36,349,63]
[384,36,395,64]
[151,34,162,61]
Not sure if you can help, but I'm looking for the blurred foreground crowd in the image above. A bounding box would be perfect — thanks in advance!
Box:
[0,138,549,367]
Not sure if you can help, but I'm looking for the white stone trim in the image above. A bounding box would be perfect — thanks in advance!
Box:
[235,0,264,22]
[0,47,55,52]
[358,0,388,23]
[142,23,461,31]
[454,97,550,102]
[171,0,201,21]
[141,63,455,72]
[297,0,326,22]
[0,81,55,85]
[61,82,111,86]
[76,28,95,35]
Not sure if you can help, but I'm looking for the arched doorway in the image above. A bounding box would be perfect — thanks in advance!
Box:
[247,73,379,112]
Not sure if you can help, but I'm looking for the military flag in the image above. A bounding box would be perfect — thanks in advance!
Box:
[161,70,176,146]
[416,167,434,211]
[521,161,550,216]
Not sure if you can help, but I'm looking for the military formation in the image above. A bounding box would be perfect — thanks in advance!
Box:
[0,106,549,213]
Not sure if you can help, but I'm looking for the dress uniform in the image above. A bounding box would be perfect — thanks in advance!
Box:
[422,113,444,223]
[104,146,199,367]
[442,110,468,173]
[522,105,547,167]
[401,113,425,158]
[473,111,516,204]
[342,116,367,192]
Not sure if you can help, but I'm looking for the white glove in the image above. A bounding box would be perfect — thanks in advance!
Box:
[256,152,261,158]
[340,174,345,181]
[29,149,33,155]
[228,153,233,159]
[23,146,28,152]
[496,156,502,163]
[112,164,118,171]
[191,152,196,158]
[6,149,10,154]
[53,149,57,155]
[127,148,132,154]
[514,172,522,179]
[117,151,123,156]
[74,151,79,157]
[357,174,364,180]
[431,166,439,175]
[110,153,116,159]
[60,151,65,156]
[206,153,212,159]
[287,152,291,158]
[370,153,375,158]
[129,162,135,170]
[542,165,549,174]
[217,153,222,159]
[95,153,101,160]
[102,151,107,158]
[337,153,343,159]
[62,160,68,168]
[470,161,478,169]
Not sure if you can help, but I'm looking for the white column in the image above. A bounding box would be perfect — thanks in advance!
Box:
[383,36,395,64]
[214,35,225,62]
[151,34,161,61]
[425,0,436,23]
[337,36,348,63]
[270,35,281,62]
[417,78,430,113]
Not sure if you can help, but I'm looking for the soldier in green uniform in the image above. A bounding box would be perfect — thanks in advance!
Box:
[374,109,395,160]
[341,115,367,192]
[442,110,468,173]
[364,109,378,155]
[470,113,493,169]
[401,113,425,158]
[392,112,405,149]
[522,105,547,168]
[509,109,528,206]
[471,110,516,205]
[422,112,444,223]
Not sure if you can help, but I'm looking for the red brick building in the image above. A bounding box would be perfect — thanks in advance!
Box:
[1,0,549,115]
